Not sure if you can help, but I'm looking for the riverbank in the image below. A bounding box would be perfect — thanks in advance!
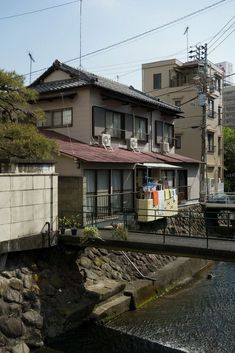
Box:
[87,257,211,323]
[0,246,211,353]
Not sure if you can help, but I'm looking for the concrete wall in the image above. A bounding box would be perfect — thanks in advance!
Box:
[0,173,58,242]
[58,176,85,219]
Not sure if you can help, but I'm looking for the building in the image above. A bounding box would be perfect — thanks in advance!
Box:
[216,61,233,85]
[142,58,224,194]
[30,60,201,224]
[223,85,235,128]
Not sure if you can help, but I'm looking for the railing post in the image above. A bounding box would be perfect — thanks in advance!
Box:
[227,211,230,238]
[188,209,191,236]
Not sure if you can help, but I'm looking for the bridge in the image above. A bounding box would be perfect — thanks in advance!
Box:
[59,229,235,263]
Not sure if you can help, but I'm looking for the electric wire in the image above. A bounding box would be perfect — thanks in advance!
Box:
[22,0,233,79]
[0,0,80,21]
[207,15,235,45]
[208,28,235,54]
[64,0,231,64]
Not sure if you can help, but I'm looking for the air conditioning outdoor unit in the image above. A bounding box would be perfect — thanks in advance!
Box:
[161,142,170,153]
[99,133,111,148]
[127,137,138,150]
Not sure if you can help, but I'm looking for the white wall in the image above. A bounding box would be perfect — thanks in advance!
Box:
[0,173,58,242]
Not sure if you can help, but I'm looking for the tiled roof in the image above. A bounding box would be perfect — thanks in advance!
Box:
[31,60,181,113]
[42,130,200,165]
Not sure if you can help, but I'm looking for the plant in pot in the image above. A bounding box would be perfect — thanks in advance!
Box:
[70,215,81,236]
[58,216,71,235]
[112,223,128,240]
[81,226,102,243]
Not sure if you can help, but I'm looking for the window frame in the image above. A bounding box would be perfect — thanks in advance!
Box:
[153,73,162,90]
[92,106,124,139]
[39,108,73,128]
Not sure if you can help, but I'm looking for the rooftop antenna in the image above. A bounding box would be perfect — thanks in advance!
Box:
[28,52,35,84]
[79,0,83,70]
[184,26,189,61]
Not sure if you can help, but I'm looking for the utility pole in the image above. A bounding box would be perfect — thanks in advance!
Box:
[189,43,208,201]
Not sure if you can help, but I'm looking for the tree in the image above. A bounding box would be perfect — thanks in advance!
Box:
[223,127,235,191]
[0,69,56,160]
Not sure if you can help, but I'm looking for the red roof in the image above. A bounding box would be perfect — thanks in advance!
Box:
[42,130,200,164]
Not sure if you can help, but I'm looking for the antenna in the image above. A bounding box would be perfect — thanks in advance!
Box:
[184,26,189,61]
[28,52,35,84]
[79,0,82,70]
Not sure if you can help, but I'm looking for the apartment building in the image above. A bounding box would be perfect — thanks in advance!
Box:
[223,85,235,128]
[142,58,224,193]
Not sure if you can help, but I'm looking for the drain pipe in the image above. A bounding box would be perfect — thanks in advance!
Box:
[121,251,156,282]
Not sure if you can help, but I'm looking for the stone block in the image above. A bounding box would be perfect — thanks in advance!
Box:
[44,175,51,189]
[0,176,11,190]
[33,175,45,189]
[0,208,10,225]
[11,176,33,191]
[32,190,45,205]
[11,222,26,238]
[10,191,23,207]
[124,280,156,309]
[0,191,11,208]
[0,224,11,241]
[91,295,131,321]
[22,190,35,206]
[33,204,46,220]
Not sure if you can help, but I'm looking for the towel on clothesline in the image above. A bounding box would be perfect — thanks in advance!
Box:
[152,190,159,207]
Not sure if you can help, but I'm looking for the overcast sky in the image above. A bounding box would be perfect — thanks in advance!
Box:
[1,0,235,88]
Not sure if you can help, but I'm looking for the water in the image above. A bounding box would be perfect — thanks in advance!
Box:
[44,262,235,353]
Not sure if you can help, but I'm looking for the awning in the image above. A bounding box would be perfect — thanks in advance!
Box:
[137,163,182,169]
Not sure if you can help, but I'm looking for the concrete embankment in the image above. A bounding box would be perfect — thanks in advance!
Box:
[0,244,210,352]
[87,257,210,322]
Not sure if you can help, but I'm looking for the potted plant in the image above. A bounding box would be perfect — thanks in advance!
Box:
[112,223,128,240]
[69,215,81,236]
[81,226,102,243]
[58,216,71,235]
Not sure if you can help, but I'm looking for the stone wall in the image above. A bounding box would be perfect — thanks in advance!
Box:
[0,204,209,352]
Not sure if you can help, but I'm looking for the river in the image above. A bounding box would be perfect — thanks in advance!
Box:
[41,262,235,353]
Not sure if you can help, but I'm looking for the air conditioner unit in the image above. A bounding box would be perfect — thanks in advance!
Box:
[127,137,138,150]
[99,133,111,148]
[161,142,170,153]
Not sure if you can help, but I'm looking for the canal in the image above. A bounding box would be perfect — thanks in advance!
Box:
[41,262,235,353]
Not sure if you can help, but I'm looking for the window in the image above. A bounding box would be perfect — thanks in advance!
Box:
[153,73,162,90]
[207,132,214,152]
[84,169,134,214]
[218,136,222,155]
[155,121,163,145]
[208,99,214,118]
[175,135,181,149]
[174,100,181,107]
[164,123,174,147]
[135,117,148,141]
[93,106,123,138]
[218,106,222,125]
[155,121,174,147]
[38,108,72,128]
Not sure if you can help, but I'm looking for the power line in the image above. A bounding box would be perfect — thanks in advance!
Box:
[208,21,235,50]
[0,0,79,21]
[208,28,235,54]
[64,0,231,64]
[207,15,235,45]
[22,0,233,80]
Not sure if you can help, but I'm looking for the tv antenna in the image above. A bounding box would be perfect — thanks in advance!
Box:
[28,52,35,84]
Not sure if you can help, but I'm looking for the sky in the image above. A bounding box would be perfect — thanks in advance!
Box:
[1,0,235,88]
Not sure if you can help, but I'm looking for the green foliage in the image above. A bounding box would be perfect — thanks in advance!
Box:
[223,127,235,191]
[81,226,102,243]
[0,69,56,160]
[112,224,128,240]
[58,216,72,230]
[0,123,56,160]
[69,215,81,229]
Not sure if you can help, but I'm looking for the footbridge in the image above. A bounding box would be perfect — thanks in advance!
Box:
[60,230,235,263]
